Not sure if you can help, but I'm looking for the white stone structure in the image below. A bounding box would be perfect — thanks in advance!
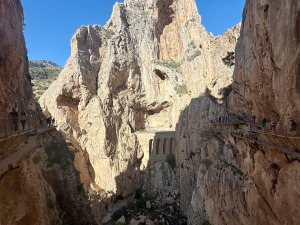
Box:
[135,130,175,168]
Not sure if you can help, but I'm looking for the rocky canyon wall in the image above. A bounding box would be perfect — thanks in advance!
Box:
[0,1,97,224]
[40,0,239,222]
[177,0,300,225]
[0,0,34,115]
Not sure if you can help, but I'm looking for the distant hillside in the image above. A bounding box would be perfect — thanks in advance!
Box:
[30,60,62,99]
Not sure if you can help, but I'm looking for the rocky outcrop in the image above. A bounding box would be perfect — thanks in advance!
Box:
[232,0,300,130]
[0,1,97,224]
[0,0,34,115]
[0,133,97,225]
[40,0,239,222]
[176,1,300,225]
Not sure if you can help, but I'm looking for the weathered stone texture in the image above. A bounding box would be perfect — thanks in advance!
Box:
[176,1,300,225]
[0,0,34,115]
[40,0,238,222]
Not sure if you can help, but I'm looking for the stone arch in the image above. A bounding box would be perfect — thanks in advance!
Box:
[156,139,160,155]
[149,139,153,156]
[163,138,167,154]
[169,138,174,154]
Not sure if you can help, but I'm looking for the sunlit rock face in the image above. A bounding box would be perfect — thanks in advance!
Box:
[0,0,34,115]
[40,0,238,221]
[176,0,300,225]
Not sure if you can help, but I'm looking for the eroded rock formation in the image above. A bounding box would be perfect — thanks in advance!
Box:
[0,1,96,224]
[176,1,300,225]
[0,0,34,114]
[40,0,239,222]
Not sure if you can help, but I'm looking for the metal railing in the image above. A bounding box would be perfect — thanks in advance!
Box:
[0,113,38,140]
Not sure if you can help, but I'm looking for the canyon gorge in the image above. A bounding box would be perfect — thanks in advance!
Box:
[1,0,300,225]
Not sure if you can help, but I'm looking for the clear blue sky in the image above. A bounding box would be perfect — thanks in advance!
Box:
[21,0,245,67]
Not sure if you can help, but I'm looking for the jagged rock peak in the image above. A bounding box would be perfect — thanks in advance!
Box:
[40,0,240,222]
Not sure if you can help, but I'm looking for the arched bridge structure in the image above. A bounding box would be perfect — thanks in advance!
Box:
[135,130,175,167]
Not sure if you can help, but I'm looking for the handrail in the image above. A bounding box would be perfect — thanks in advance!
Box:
[213,121,300,138]
[0,113,37,140]
[213,121,300,159]
[0,113,56,141]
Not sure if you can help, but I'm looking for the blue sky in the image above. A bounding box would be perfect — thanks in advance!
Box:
[21,0,245,67]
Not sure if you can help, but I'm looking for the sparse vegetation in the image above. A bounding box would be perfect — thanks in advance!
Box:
[157,60,181,73]
[186,41,201,61]
[187,50,201,61]
[105,29,115,39]
[29,60,62,100]
[175,84,188,96]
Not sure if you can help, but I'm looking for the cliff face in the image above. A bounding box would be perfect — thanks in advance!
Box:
[0,1,96,224]
[176,1,300,225]
[232,0,300,128]
[0,0,34,114]
[40,0,239,221]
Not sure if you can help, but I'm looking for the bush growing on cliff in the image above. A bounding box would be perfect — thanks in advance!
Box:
[175,84,188,96]
[157,59,182,73]
[104,29,115,39]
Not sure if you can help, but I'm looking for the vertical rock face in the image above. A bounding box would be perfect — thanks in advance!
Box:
[176,1,300,225]
[0,0,34,115]
[0,1,97,224]
[232,0,300,128]
[40,0,239,221]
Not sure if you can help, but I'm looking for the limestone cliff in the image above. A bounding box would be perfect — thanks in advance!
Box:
[40,0,239,222]
[0,1,96,224]
[176,1,300,225]
[0,0,34,115]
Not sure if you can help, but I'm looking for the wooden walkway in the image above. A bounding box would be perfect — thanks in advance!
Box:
[0,126,56,177]
[231,132,300,159]
[213,121,300,159]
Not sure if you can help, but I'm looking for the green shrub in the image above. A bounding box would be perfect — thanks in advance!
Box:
[175,84,188,96]
[105,29,115,39]
[157,60,181,73]
[187,50,201,61]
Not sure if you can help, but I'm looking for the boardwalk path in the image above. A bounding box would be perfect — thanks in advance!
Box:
[0,127,56,177]
[214,122,300,159]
